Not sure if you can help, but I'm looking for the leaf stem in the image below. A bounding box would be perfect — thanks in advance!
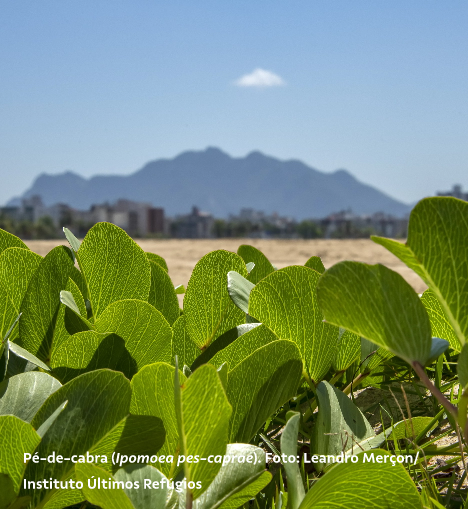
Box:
[411,361,458,420]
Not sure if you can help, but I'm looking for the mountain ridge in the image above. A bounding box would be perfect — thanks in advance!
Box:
[7,147,411,218]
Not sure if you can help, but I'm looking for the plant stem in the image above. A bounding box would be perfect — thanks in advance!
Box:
[343,372,369,396]
[411,362,457,419]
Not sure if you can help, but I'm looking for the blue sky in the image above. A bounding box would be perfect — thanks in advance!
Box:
[1,1,467,206]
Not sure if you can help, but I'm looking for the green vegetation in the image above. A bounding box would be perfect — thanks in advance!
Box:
[0,196,467,508]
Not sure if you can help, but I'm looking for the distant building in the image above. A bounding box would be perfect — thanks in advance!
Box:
[174,206,214,238]
[321,210,407,239]
[437,184,468,201]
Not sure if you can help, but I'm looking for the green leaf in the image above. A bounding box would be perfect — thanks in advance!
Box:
[0,415,41,493]
[76,463,169,509]
[78,223,151,318]
[249,266,339,382]
[174,363,232,499]
[298,450,422,509]
[50,331,125,383]
[22,369,164,508]
[458,344,468,390]
[95,299,172,378]
[184,250,248,349]
[333,329,361,372]
[0,247,41,324]
[63,227,81,253]
[146,252,169,272]
[389,416,437,441]
[172,315,200,369]
[227,340,302,443]
[227,271,255,314]
[0,473,17,509]
[304,256,325,274]
[8,341,51,372]
[76,463,134,509]
[245,261,255,273]
[0,229,28,256]
[36,401,68,438]
[191,324,263,371]
[18,246,82,361]
[192,444,271,509]
[50,277,90,356]
[312,381,374,472]
[131,362,186,477]
[237,245,275,284]
[174,284,186,294]
[421,289,460,352]
[317,261,432,365]
[280,413,305,509]
[372,197,468,347]
[209,324,278,372]
[360,337,394,373]
[148,260,180,325]
[0,372,61,423]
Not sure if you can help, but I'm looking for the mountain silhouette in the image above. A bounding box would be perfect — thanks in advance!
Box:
[8,147,410,218]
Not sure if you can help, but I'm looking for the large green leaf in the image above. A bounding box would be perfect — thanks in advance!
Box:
[95,299,172,378]
[148,260,179,325]
[209,324,278,372]
[0,415,41,493]
[174,363,232,499]
[192,444,271,509]
[22,369,164,508]
[0,229,28,256]
[172,315,200,369]
[18,246,83,361]
[76,463,168,509]
[280,413,305,509]
[333,329,361,372]
[0,248,41,341]
[249,266,339,382]
[237,245,275,284]
[298,450,422,509]
[373,197,468,347]
[146,252,169,272]
[77,223,151,318]
[317,261,432,365]
[0,372,61,422]
[184,250,247,349]
[50,331,125,383]
[226,340,302,443]
[312,381,374,472]
[131,363,186,477]
[421,289,460,352]
[304,256,325,273]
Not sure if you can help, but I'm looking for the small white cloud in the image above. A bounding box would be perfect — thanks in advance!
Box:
[235,68,285,88]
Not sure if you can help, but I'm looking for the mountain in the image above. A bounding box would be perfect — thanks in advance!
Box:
[8,148,411,218]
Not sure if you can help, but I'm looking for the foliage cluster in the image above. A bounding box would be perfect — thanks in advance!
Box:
[0,196,467,509]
